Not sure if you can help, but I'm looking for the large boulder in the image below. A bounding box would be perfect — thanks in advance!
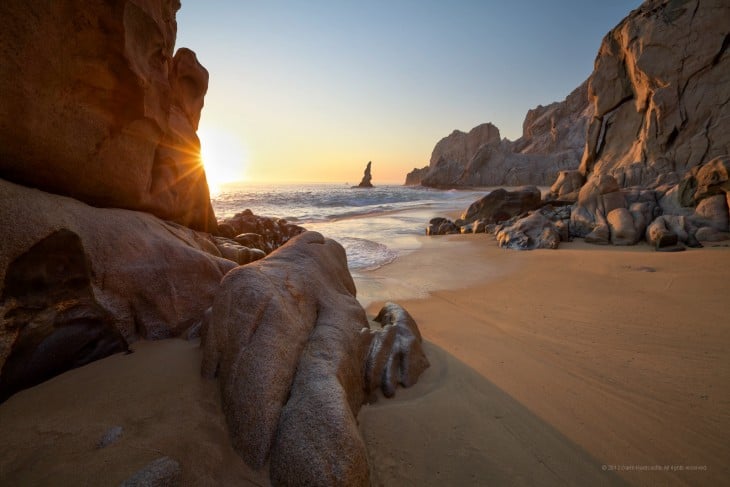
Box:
[0,179,235,401]
[202,231,428,486]
[460,187,542,226]
[578,0,730,188]
[495,212,561,250]
[570,174,626,238]
[0,0,216,232]
[549,170,585,202]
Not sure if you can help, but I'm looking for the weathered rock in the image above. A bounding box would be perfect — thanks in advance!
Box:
[570,174,628,239]
[418,123,501,186]
[496,212,561,250]
[404,166,429,186]
[695,226,730,242]
[607,207,639,245]
[460,187,542,225]
[658,184,695,217]
[578,0,730,188]
[585,223,611,245]
[0,179,234,399]
[0,229,128,402]
[693,156,730,202]
[426,217,459,236]
[415,81,592,187]
[202,231,428,486]
[365,303,430,398]
[0,0,216,231]
[647,220,678,249]
[693,194,729,231]
[120,456,181,487]
[354,161,374,188]
[217,210,306,253]
[549,170,585,201]
[213,238,266,265]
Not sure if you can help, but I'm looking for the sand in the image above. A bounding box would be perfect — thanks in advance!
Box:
[357,235,730,486]
[1,235,728,486]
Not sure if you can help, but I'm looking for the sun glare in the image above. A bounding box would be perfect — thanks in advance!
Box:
[198,126,248,194]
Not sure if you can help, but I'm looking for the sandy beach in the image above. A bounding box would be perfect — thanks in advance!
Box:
[1,235,728,486]
[357,236,730,486]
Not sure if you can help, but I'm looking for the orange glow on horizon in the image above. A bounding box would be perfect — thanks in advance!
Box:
[198,126,249,194]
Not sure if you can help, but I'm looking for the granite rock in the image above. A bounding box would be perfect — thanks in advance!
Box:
[0,0,216,231]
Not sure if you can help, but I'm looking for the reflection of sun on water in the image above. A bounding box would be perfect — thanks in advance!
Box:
[198,126,248,195]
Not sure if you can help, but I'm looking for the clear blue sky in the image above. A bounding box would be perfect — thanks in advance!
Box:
[176,0,641,184]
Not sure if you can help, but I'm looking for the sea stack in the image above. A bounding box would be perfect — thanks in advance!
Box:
[354,161,374,188]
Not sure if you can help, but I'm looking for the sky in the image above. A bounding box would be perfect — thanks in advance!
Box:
[176,1,641,186]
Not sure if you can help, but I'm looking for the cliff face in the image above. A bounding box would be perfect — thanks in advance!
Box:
[0,0,216,232]
[580,0,730,187]
[411,81,592,187]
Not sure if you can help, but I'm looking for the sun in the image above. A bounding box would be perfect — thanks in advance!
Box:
[197,126,248,194]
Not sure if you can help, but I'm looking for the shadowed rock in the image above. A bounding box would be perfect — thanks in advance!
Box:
[365,303,430,398]
[460,186,542,226]
[0,229,127,402]
[354,161,374,188]
[0,179,234,394]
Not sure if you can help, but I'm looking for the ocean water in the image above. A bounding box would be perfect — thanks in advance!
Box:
[212,183,487,271]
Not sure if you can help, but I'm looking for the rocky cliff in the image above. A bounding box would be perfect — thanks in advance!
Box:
[579,0,730,188]
[408,81,592,187]
[0,0,216,232]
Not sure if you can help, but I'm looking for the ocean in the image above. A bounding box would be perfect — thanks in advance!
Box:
[211,183,487,272]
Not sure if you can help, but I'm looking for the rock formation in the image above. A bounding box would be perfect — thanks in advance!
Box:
[0,0,217,232]
[0,179,235,400]
[578,0,730,188]
[354,161,374,188]
[202,231,428,486]
[217,209,306,254]
[404,166,429,186]
[408,82,592,187]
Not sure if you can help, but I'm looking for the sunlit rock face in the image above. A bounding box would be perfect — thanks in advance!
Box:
[579,0,730,188]
[412,82,592,188]
[0,0,216,232]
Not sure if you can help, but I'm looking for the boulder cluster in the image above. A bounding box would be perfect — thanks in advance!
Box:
[214,209,307,265]
[427,156,730,250]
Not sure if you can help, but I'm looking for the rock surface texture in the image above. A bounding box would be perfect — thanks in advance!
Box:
[408,82,592,187]
[0,0,217,232]
[0,179,235,400]
[579,0,730,188]
[202,232,428,486]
